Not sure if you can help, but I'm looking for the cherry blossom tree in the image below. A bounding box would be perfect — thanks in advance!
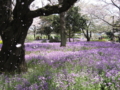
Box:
[0,0,77,73]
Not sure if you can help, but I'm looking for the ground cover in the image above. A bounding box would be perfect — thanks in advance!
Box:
[0,41,120,90]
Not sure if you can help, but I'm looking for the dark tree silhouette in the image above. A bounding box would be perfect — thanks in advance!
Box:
[0,0,77,73]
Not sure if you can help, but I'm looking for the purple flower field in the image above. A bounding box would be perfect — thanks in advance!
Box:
[0,41,120,90]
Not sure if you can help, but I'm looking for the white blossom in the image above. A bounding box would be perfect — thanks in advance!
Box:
[16,44,22,48]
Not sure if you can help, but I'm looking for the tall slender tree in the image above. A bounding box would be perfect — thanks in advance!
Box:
[66,7,87,42]
[0,0,77,73]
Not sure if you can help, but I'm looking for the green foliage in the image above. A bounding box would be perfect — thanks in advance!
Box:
[37,15,54,35]
[66,6,87,33]
[50,6,87,39]
[40,6,87,37]
[25,35,34,42]
[51,15,60,34]
[43,26,53,35]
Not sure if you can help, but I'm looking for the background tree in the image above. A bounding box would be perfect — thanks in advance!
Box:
[85,0,120,41]
[0,0,77,73]
[82,20,92,41]
[52,15,61,35]
[66,6,87,42]
[37,15,54,39]
[50,6,87,42]
[43,26,53,40]
[58,0,67,47]
[30,25,37,39]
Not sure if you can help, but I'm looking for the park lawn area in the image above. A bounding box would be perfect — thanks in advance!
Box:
[0,41,120,90]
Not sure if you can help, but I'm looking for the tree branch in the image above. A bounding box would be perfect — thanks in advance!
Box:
[82,29,87,37]
[92,14,113,26]
[26,0,34,6]
[111,0,120,10]
[28,0,77,18]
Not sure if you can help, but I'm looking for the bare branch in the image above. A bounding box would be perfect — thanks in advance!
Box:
[111,0,120,10]
[93,14,113,26]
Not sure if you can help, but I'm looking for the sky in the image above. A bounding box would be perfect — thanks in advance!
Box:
[81,0,98,4]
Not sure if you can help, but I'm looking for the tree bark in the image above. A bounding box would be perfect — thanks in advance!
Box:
[86,37,90,41]
[73,29,75,42]
[0,17,33,73]
[48,34,50,40]
[69,29,71,42]
[58,0,67,47]
[60,12,67,47]
[34,33,36,39]
[34,29,36,39]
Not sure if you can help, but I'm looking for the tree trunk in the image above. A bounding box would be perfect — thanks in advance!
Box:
[59,0,67,47]
[86,37,90,41]
[73,31,75,42]
[0,17,33,73]
[69,29,71,42]
[82,29,91,42]
[34,30,36,39]
[48,34,50,40]
[0,43,27,73]
[60,12,67,47]
[86,29,90,42]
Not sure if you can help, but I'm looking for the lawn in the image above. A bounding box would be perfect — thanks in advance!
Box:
[0,41,120,90]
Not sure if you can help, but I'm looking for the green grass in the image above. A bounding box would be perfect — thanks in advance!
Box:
[0,59,119,90]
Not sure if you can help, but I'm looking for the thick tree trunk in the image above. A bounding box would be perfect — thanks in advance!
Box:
[59,0,67,47]
[0,43,27,73]
[0,17,33,73]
